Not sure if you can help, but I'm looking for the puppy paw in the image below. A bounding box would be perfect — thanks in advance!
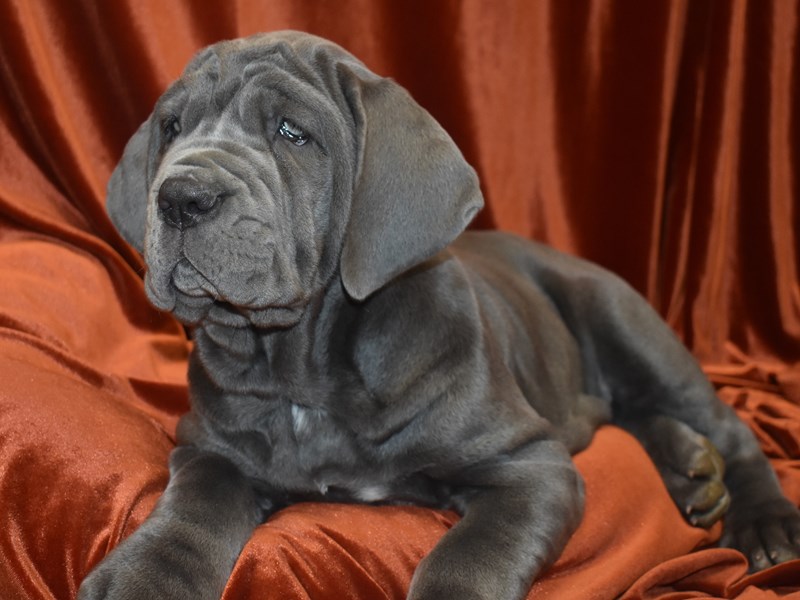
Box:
[77,554,156,600]
[77,527,227,600]
[663,434,731,528]
[77,564,130,600]
[626,415,731,528]
[78,553,218,600]
[77,553,189,600]
[720,498,800,571]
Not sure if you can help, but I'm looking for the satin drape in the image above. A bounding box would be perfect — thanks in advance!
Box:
[1,1,798,599]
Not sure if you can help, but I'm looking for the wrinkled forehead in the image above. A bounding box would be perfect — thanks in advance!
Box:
[155,33,366,125]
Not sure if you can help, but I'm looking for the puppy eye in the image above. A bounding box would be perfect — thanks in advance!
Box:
[162,116,181,143]
[278,119,309,146]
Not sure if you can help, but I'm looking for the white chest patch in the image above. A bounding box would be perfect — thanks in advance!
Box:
[291,404,312,437]
[355,484,390,503]
[288,403,389,503]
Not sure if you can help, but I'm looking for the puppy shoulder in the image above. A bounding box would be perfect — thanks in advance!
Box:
[348,250,484,398]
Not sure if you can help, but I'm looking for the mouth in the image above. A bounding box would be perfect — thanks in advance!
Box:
[158,289,304,330]
[146,274,305,331]
[203,300,304,329]
[145,252,306,329]
[171,257,222,299]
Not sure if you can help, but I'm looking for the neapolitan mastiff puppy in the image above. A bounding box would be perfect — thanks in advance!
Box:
[79,31,800,600]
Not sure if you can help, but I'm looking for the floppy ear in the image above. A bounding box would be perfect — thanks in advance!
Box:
[106,118,152,253]
[339,77,483,301]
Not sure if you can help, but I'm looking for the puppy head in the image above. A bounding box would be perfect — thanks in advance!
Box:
[108,31,482,329]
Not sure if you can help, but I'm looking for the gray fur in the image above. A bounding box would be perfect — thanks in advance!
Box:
[82,31,800,600]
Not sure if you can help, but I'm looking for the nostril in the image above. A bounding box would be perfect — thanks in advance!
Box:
[185,200,201,216]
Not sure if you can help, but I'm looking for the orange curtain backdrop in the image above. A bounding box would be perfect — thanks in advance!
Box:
[2,0,798,373]
[1,1,799,600]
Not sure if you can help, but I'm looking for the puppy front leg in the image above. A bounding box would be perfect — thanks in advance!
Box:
[408,441,584,600]
[78,446,263,600]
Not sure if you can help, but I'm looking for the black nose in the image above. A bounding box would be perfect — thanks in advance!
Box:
[157,176,224,229]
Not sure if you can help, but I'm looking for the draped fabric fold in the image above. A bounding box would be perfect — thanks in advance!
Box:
[0,1,798,599]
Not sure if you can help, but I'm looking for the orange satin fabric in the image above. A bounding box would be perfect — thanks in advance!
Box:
[1,1,798,599]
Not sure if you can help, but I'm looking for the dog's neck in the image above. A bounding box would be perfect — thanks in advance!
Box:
[189,279,358,402]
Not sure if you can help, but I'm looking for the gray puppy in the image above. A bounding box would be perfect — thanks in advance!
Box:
[79,31,800,600]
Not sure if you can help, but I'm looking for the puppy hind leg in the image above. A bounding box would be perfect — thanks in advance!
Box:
[606,345,800,569]
[559,272,800,570]
[522,251,800,570]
